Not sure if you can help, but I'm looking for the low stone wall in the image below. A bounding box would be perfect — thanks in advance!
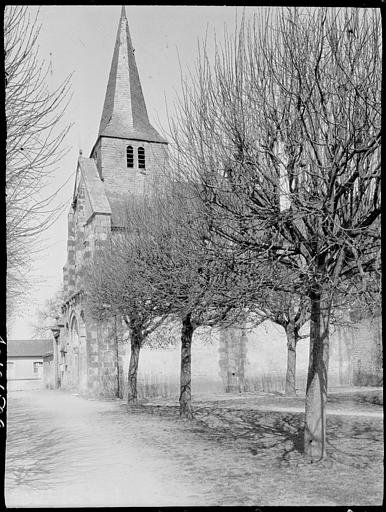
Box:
[116,316,382,400]
[7,379,44,392]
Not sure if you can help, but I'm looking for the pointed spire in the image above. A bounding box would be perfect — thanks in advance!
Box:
[98,6,166,143]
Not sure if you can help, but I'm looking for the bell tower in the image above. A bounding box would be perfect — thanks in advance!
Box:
[90,6,168,220]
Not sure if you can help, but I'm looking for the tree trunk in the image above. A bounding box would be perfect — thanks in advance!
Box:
[127,337,141,403]
[304,288,331,460]
[285,322,297,396]
[179,313,194,419]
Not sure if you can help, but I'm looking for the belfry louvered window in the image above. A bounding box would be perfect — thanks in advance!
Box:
[138,147,145,169]
[126,145,134,168]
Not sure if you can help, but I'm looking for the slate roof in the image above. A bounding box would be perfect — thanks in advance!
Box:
[7,339,53,358]
[78,157,111,216]
[98,6,167,144]
[105,193,131,227]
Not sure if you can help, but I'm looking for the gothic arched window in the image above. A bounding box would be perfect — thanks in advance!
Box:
[126,145,134,168]
[138,147,145,169]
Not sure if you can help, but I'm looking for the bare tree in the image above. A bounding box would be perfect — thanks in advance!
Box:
[5,6,72,319]
[128,184,257,418]
[31,287,65,338]
[247,288,310,396]
[168,7,381,459]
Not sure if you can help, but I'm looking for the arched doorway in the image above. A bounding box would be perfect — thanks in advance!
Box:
[70,316,80,387]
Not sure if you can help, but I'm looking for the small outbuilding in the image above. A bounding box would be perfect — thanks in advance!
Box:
[7,339,54,391]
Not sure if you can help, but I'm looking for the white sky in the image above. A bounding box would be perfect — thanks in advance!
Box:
[8,5,261,339]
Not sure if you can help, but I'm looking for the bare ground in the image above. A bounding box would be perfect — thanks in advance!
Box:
[128,387,384,505]
[5,387,383,507]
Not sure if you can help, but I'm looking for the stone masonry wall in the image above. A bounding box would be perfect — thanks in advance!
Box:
[94,137,168,198]
[98,320,120,398]
[73,179,86,293]
[117,317,382,400]
[64,211,75,297]
[81,212,115,397]
[84,316,100,396]
[218,327,247,392]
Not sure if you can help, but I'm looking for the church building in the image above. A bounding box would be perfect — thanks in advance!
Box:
[53,7,168,397]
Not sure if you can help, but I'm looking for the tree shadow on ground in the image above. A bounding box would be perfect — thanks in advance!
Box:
[186,406,305,464]
[196,407,383,469]
[327,390,383,407]
[325,415,383,468]
[129,402,383,470]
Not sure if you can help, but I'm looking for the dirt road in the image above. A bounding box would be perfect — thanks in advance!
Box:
[5,390,207,507]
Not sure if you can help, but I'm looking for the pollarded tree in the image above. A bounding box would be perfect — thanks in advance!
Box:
[244,8,381,460]
[168,7,381,458]
[5,6,72,319]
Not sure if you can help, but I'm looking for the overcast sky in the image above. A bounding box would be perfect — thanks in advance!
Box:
[8,5,262,339]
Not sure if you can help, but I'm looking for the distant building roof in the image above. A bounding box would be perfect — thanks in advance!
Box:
[7,339,53,358]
